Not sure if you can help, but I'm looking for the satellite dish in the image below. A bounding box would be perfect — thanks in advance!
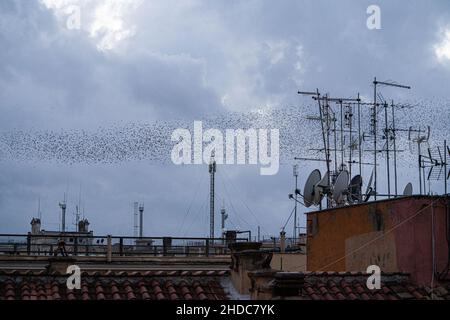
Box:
[332,170,349,202]
[313,171,329,204]
[303,169,321,207]
[403,183,413,196]
[363,170,374,202]
[349,175,363,202]
[365,170,374,195]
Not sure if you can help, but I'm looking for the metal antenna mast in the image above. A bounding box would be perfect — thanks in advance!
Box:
[383,102,392,198]
[408,126,430,194]
[209,155,216,239]
[59,193,67,233]
[391,100,398,196]
[139,204,144,237]
[373,78,411,200]
[293,164,299,241]
[37,197,42,221]
[133,202,138,237]
[357,93,362,176]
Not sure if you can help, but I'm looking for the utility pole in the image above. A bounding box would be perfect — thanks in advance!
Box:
[209,155,216,239]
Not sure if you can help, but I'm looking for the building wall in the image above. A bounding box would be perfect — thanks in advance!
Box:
[270,253,306,272]
[306,196,449,285]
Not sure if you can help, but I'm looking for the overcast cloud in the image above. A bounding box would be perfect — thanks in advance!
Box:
[0,0,449,238]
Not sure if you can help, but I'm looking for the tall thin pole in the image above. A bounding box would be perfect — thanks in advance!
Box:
[209,157,216,239]
[59,194,66,233]
[139,204,144,237]
[325,96,332,208]
[349,104,353,179]
[418,143,422,195]
[373,79,410,198]
[373,77,378,200]
[358,94,362,176]
[445,140,448,195]
[334,114,338,175]
[391,100,398,197]
[340,101,344,169]
[293,165,298,242]
[384,102,391,198]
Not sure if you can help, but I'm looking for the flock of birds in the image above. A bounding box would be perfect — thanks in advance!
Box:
[0,100,448,170]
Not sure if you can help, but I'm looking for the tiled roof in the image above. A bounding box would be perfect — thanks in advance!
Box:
[283,272,450,300]
[0,270,230,300]
[0,269,228,277]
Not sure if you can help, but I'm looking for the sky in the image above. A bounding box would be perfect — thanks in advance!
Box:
[0,0,449,238]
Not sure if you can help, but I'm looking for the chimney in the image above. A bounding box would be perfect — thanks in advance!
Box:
[30,218,41,235]
[248,271,305,300]
[229,242,273,295]
[78,219,89,232]
[280,230,286,253]
[46,256,77,274]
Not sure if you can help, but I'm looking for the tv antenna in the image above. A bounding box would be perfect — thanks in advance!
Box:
[372,78,411,200]
[408,126,431,194]
[420,140,449,195]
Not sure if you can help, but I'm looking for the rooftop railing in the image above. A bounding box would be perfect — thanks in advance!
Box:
[0,233,249,257]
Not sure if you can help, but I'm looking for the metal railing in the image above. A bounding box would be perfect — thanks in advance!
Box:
[0,233,249,257]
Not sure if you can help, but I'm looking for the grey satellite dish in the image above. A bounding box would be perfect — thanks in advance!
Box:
[349,175,363,202]
[313,171,329,204]
[363,170,374,202]
[332,170,349,202]
[403,182,413,196]
[304,169,321,207]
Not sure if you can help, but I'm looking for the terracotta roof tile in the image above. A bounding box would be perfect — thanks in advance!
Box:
[0,268,229,300]
[268,272,450,300]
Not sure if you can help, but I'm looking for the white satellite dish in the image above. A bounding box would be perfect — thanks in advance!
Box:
[304,169,321,207]
[313,171,329,204]
[403,182,413,196]
[332,170,349,202]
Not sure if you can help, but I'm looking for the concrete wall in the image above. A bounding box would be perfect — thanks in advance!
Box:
[270,253,306,272]
[306,196,449,286]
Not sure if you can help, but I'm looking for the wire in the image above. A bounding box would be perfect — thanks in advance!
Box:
[282,206,296,231]
[219,169,269,234]
[177,166,205,234]
[182,192,209,237]
[217,171,252,230]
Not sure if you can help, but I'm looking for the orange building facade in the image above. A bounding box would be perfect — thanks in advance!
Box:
[306,195,450,286]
